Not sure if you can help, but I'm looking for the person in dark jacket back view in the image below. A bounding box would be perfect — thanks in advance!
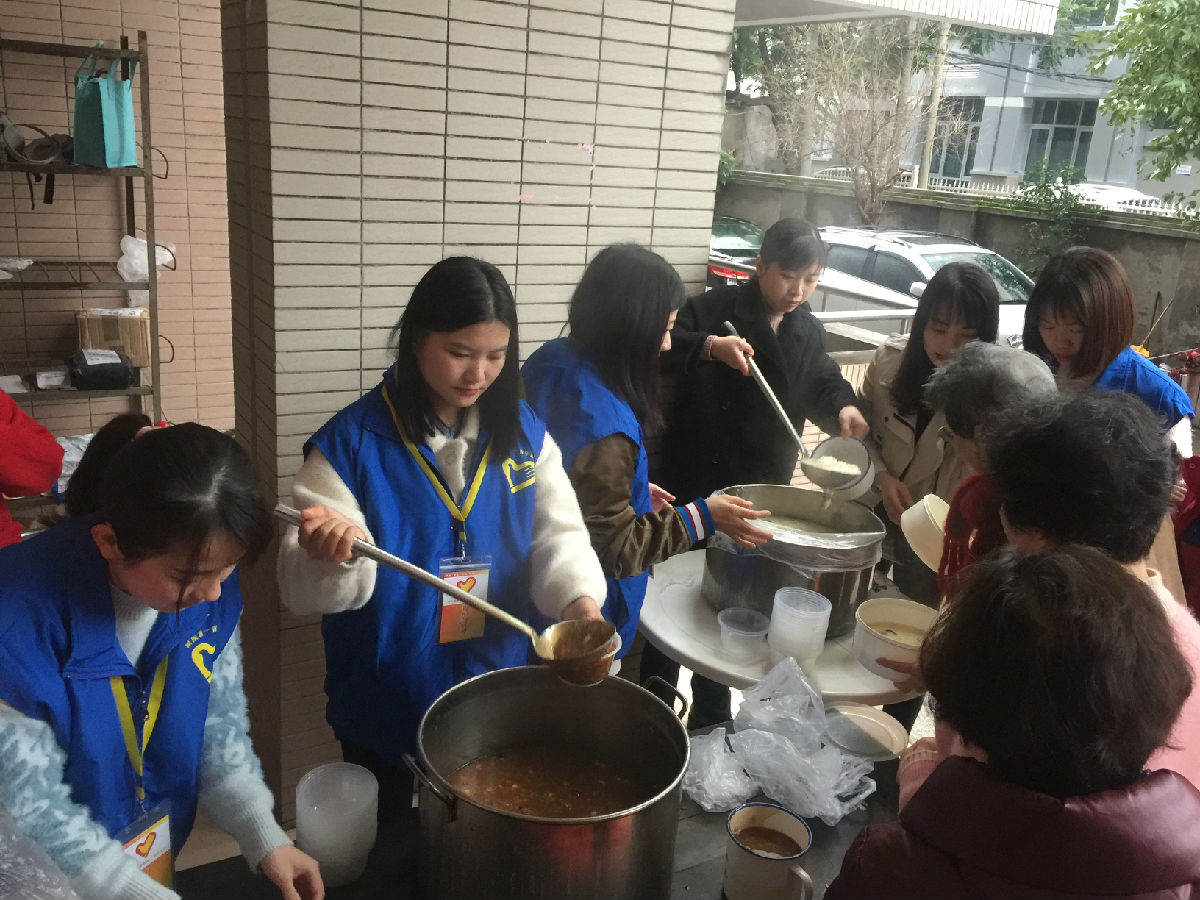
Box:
[641,217,868,729]
[826,545,1200,900]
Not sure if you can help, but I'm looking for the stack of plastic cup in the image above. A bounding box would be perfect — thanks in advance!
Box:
[767,587,832,672]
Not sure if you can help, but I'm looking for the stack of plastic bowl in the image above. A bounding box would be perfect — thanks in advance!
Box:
[767,587,832,672]
[717,607,770,661]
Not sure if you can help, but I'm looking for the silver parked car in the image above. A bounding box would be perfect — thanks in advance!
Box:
[815,227,1032,345]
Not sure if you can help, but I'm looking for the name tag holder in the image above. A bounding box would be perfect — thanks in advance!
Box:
[438,556,491,642]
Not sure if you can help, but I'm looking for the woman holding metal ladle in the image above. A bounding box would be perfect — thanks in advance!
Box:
[277,257,607,822]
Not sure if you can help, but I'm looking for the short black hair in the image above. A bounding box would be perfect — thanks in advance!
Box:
[988,392,1174,562]
[759,217,826,271]
[923,545,1191,798]
[567,243,684,430]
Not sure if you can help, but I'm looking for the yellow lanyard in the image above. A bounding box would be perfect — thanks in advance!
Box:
[381,383,491,555]
[110,658,168,801]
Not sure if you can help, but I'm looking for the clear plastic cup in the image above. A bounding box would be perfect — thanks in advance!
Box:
[296,762,379,887]
[768,587,832,671]
[718,607,770,661]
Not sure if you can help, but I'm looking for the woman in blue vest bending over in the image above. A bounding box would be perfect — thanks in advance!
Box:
[278,257,606,820]
[0,416,323,900]
[522,243,772,666]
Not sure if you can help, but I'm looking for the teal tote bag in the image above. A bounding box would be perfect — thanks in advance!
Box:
[73,47,137,168]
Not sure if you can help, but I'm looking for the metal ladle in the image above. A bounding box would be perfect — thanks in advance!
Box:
[274,504,618,685]
[721,321,860,491]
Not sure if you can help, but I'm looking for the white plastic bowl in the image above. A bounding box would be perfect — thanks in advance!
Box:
[900,494,949,573]
[852,596,938,680]
[718,607,770,661]
[806,436,874,500]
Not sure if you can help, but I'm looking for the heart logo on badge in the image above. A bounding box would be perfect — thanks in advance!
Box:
[457,576,477,592]
[136,833,156,857]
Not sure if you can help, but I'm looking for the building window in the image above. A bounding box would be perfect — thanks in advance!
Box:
[1024,99,1097,177]
[930,98,984,181]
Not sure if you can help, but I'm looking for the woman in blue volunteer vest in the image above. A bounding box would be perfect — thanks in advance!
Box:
[1023,246,1195,453]
[0,416,322,900]
[278,256,606,821]
[522,243,774,658]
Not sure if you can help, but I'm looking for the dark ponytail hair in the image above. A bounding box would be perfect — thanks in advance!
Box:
[66,413,152,517]
[389,256,521,456]
[567,243,685,430]
[67,417,273,564]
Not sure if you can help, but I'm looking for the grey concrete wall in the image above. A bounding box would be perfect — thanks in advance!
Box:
[718,172,1200,356]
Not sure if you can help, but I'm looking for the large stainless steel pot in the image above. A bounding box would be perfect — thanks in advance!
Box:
[406,667,689,900]
[702,484,885,638]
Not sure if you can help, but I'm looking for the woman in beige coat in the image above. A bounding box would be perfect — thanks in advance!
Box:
[857,262,1000,606]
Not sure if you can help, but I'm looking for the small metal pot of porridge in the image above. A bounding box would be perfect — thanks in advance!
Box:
[702,484,885,639]
[404,666,689,899]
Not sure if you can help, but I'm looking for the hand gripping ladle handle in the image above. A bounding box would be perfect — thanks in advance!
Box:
[722,320,807,456]
[273,503,538,642]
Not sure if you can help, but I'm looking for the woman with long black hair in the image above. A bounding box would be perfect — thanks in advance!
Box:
[522,243,771,666]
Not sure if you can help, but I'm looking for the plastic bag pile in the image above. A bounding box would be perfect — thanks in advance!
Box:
[0,809,81,900]
[682,658,876,825]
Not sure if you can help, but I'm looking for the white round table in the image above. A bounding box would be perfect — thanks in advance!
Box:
[639,550,920,705]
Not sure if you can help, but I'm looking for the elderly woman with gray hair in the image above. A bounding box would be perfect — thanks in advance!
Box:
[920,342,1057,598]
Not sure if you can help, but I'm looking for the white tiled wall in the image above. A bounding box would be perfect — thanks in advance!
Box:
[222,0,737,822]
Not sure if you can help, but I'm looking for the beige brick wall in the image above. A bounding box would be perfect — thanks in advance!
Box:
[222,0,738,823]
[0,0,233,436]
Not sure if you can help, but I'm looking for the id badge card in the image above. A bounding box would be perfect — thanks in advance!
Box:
[438,555,491,643]
[116,800,173,888]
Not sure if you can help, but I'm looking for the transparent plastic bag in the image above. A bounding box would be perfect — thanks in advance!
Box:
[734,656,826,753]
[729,729,875,826]
[682,729,757,812]
[685,658,879,826]
[0,809,81,900]
[116,235,175,306]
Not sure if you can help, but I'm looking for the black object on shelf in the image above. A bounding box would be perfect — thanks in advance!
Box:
[67,349,134,390]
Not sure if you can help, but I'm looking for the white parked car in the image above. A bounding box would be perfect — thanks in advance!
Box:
[1067,183,1170,215]
[815,227,1032,346]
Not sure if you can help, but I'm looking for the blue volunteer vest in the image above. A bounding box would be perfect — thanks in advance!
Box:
[0,516,243,852]
[1094,346,1195,427]
[308,371,545,763]
[522,337,650,654]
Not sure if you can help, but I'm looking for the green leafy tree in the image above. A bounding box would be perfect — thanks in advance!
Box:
[1009,162,1093,276]
[1095,0,1200,182]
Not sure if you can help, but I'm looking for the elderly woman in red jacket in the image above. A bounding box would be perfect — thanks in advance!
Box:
[827,545,1200,899]
[0,389,63,547]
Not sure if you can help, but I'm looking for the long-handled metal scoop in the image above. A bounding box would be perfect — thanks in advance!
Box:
[274,503,617,684]
[721,321,860,490]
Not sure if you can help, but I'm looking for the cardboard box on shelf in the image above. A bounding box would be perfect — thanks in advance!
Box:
[76,308,151,368]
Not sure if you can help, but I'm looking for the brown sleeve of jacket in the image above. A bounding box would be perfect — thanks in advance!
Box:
[568,434,697,580]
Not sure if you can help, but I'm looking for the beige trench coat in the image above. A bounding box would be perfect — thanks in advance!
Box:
[857,335,973,510]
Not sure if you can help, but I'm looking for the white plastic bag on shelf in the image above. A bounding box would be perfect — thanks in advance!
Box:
[683,728,757,812]
[116,235,174,307]
[0,809,82,900]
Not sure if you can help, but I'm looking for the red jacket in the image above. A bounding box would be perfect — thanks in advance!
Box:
[827,757,1200,899]
[0,390,63,548]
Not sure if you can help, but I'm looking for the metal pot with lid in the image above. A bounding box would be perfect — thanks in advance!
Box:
[404,666,690,899]
[702,484,885,638]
